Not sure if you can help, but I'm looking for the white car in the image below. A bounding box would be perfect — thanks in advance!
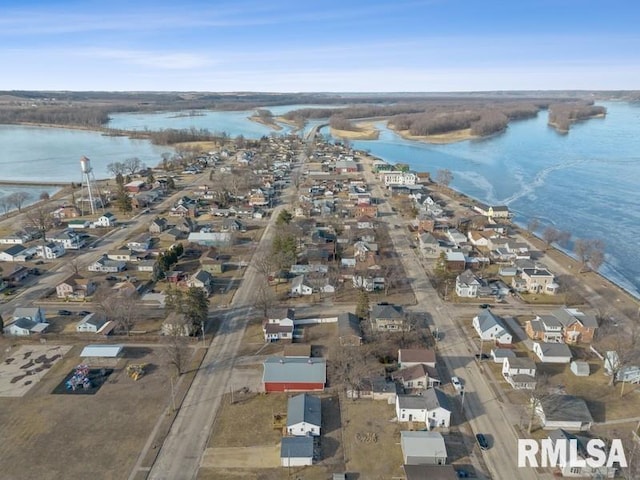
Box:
[451,376,463,392]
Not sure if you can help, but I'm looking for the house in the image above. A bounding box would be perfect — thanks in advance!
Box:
[162,312,196,336]
[604,351,640,383]
[473,203,510,220]
[149,217,168,233]
[346,375,398,401]
[354,204,378,218]
[107,249,134,262]
[36,242,66,259]
[280,436,314,467]
[4,266,30,283]
[526,315,564,342]
[137,259,156,272]
[533,342,572,364]
[186,269,213,294]
[382,171,418,186]
[76,312,108,333]
[187,231,233,247]
[403,465,458,480]
[396,388,451,428]
[547,429,616,478]
[337,312,362,346]
[48,230,85,249]
[94,212,117,227]
[111,280,137,297]
[159,228,186,243]
[166,270,186,284]
[398,349,436,369]
[263,308,295,342]
[126,233,152,252]
[418,233,440,258]
[0,233,28,245]
[174,217,197,233]
[334,160,358,173]
[455,269,482,298]
[393,364,440,389]
[291,275,314,296]
[3,317,49,336]
[56,274,97,299]
[446,229,467,246]
[0,244,30,262]
[286,393,321,436]
[552,308,599,344]
[513,268,559,295]
[352,275,385,292]
[445,251,466,272]
[491,348,516,364]
[570,361,590,377]
[11,306,45,323]
[472,309,512,344]
[199,249,226,274]
[372,303,406,332]
[400,431,447,466]
[502,357,537,389]
[88,256,126,273]
[536,394,593,431]
[221,218,246,232]
[262,357,326,392]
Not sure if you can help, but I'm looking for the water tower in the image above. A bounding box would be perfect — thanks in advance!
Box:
[79,156,103,215]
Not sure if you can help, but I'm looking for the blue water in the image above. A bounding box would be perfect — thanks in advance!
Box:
[341,102,640,298]
[0,124,168,182]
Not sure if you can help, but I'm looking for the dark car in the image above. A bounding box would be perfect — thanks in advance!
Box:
[105,276,117,281]
[77,310,92,317]
[476,433,489,450]
[58,310,72,316]
[475,353,490,360]
[479,304,491,309]
[456,469,470,478]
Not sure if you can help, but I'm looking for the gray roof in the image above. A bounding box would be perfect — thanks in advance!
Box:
[398,388,450,412]
[78,312,107,329]
[263,357,326,384]
[338,312,361,338]
[540,394,593,424]
[552,308,598,328]
[2,244,26,256]
[548,429,591,462]
[537,315,563,329]
[401,431,447,458]
[13,307,43,320]
[287,393,321,428]
[475,309,505,332]
[372,303,404,320]
[506,357,536,370]
[280,436,314,459]
[457,269,480,286]
[537,342,572,358]
[522,268,553,277]
[492,348,516,359]
[13,318,39,331]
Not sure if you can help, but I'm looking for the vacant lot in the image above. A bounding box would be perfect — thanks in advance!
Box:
[0,343,175,480]
[342,398,404,479]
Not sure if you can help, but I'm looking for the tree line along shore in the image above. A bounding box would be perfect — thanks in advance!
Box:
[0,91,612,147]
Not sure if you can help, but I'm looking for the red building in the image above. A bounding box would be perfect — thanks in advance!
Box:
[262,357,326,392]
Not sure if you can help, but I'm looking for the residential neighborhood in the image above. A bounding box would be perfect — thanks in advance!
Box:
[0,130,637,480]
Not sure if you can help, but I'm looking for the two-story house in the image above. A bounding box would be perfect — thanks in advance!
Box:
[56,274,97,299]
[513,268,559,295]
[371,303,406,332]
[395,388,451,429]
[525,315,564,342]
[502,357,537,389]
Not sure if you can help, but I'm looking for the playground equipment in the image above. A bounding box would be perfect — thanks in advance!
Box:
[126,364,146,381]
[66,364,92,391]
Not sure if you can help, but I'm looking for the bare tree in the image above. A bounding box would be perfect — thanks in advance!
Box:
[597,325,640,387]
[96,289,140,336]
[7,191,31,212]
[329,344,376,400]
[39,191,50,201]
[434,169,453,187]
[254,280,277,318]
[527,374,551,433]
[107,161,126,177]
[0,196,10,216]
[574,238,606,273]
[165,334,191,376]
[252,252,276,279]
[123,157,144,176]
[24,205,56,242]
[542,226,560,250]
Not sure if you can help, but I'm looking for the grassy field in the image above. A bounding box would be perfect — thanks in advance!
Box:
[0,343,179,480]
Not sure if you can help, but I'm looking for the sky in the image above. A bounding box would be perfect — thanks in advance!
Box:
[1,0,639,92]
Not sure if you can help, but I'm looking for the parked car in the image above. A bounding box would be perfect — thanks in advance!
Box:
[476,433,489,450]
[105,276,117,281]
[475,353,490,360]
[451,376,463,392]
[58,310,72,316]
[479,304,491,309]
[77,310,91,317]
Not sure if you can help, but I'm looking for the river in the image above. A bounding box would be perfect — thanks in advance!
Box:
[0,102,638,298]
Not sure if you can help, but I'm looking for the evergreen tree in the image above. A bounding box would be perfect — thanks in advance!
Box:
[115,185,132,213]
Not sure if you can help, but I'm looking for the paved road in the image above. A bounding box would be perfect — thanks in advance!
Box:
[362,161,546,480]
[146,157,304,480]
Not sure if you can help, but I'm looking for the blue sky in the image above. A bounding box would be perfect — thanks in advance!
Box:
[1,0,639,91]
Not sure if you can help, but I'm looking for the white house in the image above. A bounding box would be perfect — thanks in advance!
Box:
[76,313,108,333]
[382,171,417,186]
[472,310,512,344]
[88,256,126,273]
[280,437,314,467]
[3,318,49,336]
[502,357,537,389]
[48,230,85,249]
[400,431,447,466]
[536,394,593,431]
[396,388,451,429]
[263,308,295,342]
[94,212,117,227]
[455,269,481,298]
[291,275,313,296]
[36,242,65,259]
[0,244,30,262]
[398,349,436,369]
[547,429,616,478]
[533,342,572,364]
[286,393,321,436]
[126,234,152,252]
